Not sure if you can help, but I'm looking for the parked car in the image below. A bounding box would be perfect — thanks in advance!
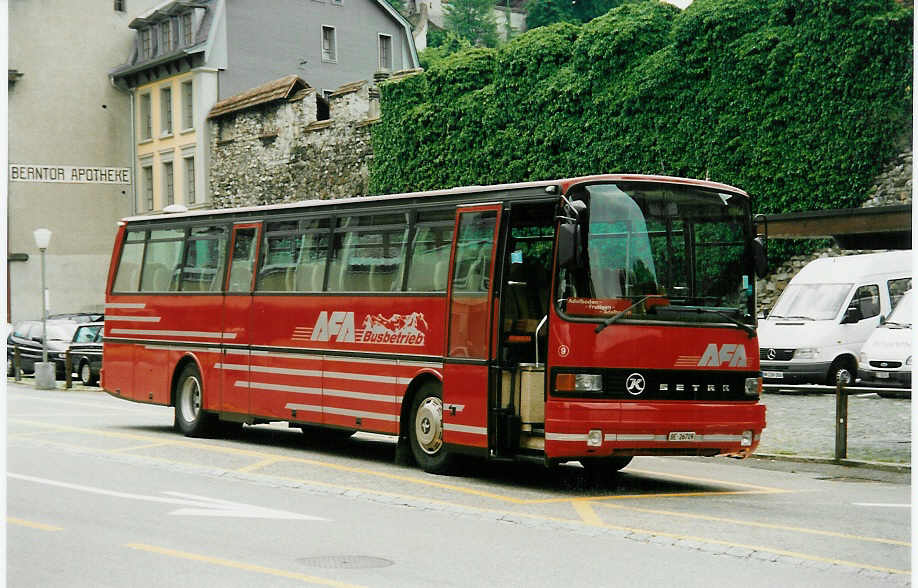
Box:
[48,312,104,323]
[859,290,912,397]
[758,250,912,385]
[7,319,79,378]
[61,321,103,386]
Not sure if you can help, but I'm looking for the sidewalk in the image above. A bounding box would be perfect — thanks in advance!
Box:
[755,390,911,471]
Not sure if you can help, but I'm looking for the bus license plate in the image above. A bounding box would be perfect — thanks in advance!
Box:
[762,371,782,379]
[668,432,696,442]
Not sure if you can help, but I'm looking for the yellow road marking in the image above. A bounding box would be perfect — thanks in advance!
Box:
[569,501,908,575]
[595,501,910,547]
[110,441,176,453]
[529,489,786,505]
[10,423,905,577]
[237,456,288,473]
[571,501,603,525]
[127,543,366,587]
[12,419,793,504]
[8,517,63,531]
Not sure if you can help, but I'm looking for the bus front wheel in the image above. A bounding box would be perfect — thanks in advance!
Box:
[174,363,216,437]
[408,382,453,474]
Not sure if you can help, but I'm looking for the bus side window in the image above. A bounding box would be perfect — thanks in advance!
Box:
[180,226,227,292]
[139,229,184,292]
[112,230,146,293]
[406,221,454,292]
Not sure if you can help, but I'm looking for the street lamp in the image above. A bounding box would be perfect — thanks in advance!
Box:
[32,227,54,390]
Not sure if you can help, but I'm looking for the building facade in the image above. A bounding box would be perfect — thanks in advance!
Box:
[8,0,161,322]
[111,0,418,215]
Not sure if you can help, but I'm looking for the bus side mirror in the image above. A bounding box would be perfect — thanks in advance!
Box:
[841,306,862,324]
[558,223,579,269]
[752,237,768,279]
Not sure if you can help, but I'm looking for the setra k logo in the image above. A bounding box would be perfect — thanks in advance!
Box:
[625,373,646,395]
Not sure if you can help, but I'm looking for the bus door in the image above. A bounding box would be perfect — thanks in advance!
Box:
[442,204,503,453]
[222,223,261,414]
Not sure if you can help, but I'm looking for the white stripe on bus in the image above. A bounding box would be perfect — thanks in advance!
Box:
[104,303,146,309]
[323,388,403,404]
[443,423,487,436]
[110,328,236,340]
[245,382,322,395]
[104,316,162,323]
[142,345,221,353]
[284,403,398,423]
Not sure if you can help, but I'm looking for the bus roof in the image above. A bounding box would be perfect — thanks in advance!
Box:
[120,174,750,224]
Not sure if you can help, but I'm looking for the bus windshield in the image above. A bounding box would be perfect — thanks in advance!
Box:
[557,182,755,324]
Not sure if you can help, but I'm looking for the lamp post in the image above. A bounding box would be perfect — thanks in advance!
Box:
[32,228,54,390]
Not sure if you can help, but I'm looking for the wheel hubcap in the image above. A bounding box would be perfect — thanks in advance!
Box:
[414,397,443,455]
[180,376,202,423]
[81,364,90,383]
[837,368,852,385]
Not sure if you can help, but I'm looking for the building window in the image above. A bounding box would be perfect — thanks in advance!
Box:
[160,87,173,135]
[162,161,174,206]
[184,156,195,203]
[161,19,174,53]
[321,26,337,62]
[182,12,193,45]
[140,93,152,140]
[115,0,126,12]
[142,165,154,211]
[378,34,392,71]
[181,81,193,130]
[140,28,152,59]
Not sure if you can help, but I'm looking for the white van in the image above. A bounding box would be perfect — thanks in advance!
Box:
[758,251,912,385]
[858,289,912,393]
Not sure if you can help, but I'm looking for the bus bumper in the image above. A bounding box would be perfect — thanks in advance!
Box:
[544,400,766,460]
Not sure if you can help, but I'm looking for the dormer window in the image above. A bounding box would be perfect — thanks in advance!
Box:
[140,28,152,59]
[161,19,174,53]
[182,12,193,45]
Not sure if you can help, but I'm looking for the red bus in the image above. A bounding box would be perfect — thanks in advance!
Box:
[103,174,767,474]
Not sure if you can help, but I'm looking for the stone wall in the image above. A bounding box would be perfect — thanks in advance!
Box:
[209,81,379,208]
[755,149,912,312]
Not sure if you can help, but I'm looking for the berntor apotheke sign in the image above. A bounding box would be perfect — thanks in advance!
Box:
[10,164,131,184]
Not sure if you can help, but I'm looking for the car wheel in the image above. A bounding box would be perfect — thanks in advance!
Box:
[173,363,216,437]
[79,361,97,386]
[408,381,453,474]
[828,358,856,387]
[7,356,12,377]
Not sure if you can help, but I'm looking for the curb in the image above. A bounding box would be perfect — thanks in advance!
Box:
[750,452,910,473]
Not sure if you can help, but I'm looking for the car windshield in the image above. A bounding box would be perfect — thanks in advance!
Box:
[74,325,102,343]
[556,181,755,324]
[770,283,852,321]
[886,290,912,326]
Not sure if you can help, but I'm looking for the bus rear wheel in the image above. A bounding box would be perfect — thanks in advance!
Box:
[409,382,453,474]
[174,363,216,437]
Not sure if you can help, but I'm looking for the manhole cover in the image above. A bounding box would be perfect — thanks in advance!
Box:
[298,556,394,569]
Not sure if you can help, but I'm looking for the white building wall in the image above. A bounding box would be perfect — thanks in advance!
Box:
[8,0,161,322]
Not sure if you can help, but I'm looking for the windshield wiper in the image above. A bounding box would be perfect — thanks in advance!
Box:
[594,295,659,334]
[685,306,756,338]
[885,321,911,328]
[779,315,814,321]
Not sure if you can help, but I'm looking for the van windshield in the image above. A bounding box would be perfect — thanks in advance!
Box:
[886,291,912,327]
[770,283,852,321]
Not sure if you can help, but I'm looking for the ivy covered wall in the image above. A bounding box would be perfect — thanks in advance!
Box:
[370,0,912,237]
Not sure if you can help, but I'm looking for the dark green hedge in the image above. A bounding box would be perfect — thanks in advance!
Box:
[371,0,911,225]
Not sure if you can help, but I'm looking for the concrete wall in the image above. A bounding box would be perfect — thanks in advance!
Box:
[222,0,412,99]
[209,80,381,208]
[8,0,160,322]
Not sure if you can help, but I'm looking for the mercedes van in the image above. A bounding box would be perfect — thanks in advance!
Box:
[758,251,912,385]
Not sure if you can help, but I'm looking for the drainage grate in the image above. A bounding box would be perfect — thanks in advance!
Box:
[298,556,394,569]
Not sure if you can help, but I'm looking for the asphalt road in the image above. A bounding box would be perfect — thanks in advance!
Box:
[6,382,911,587]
